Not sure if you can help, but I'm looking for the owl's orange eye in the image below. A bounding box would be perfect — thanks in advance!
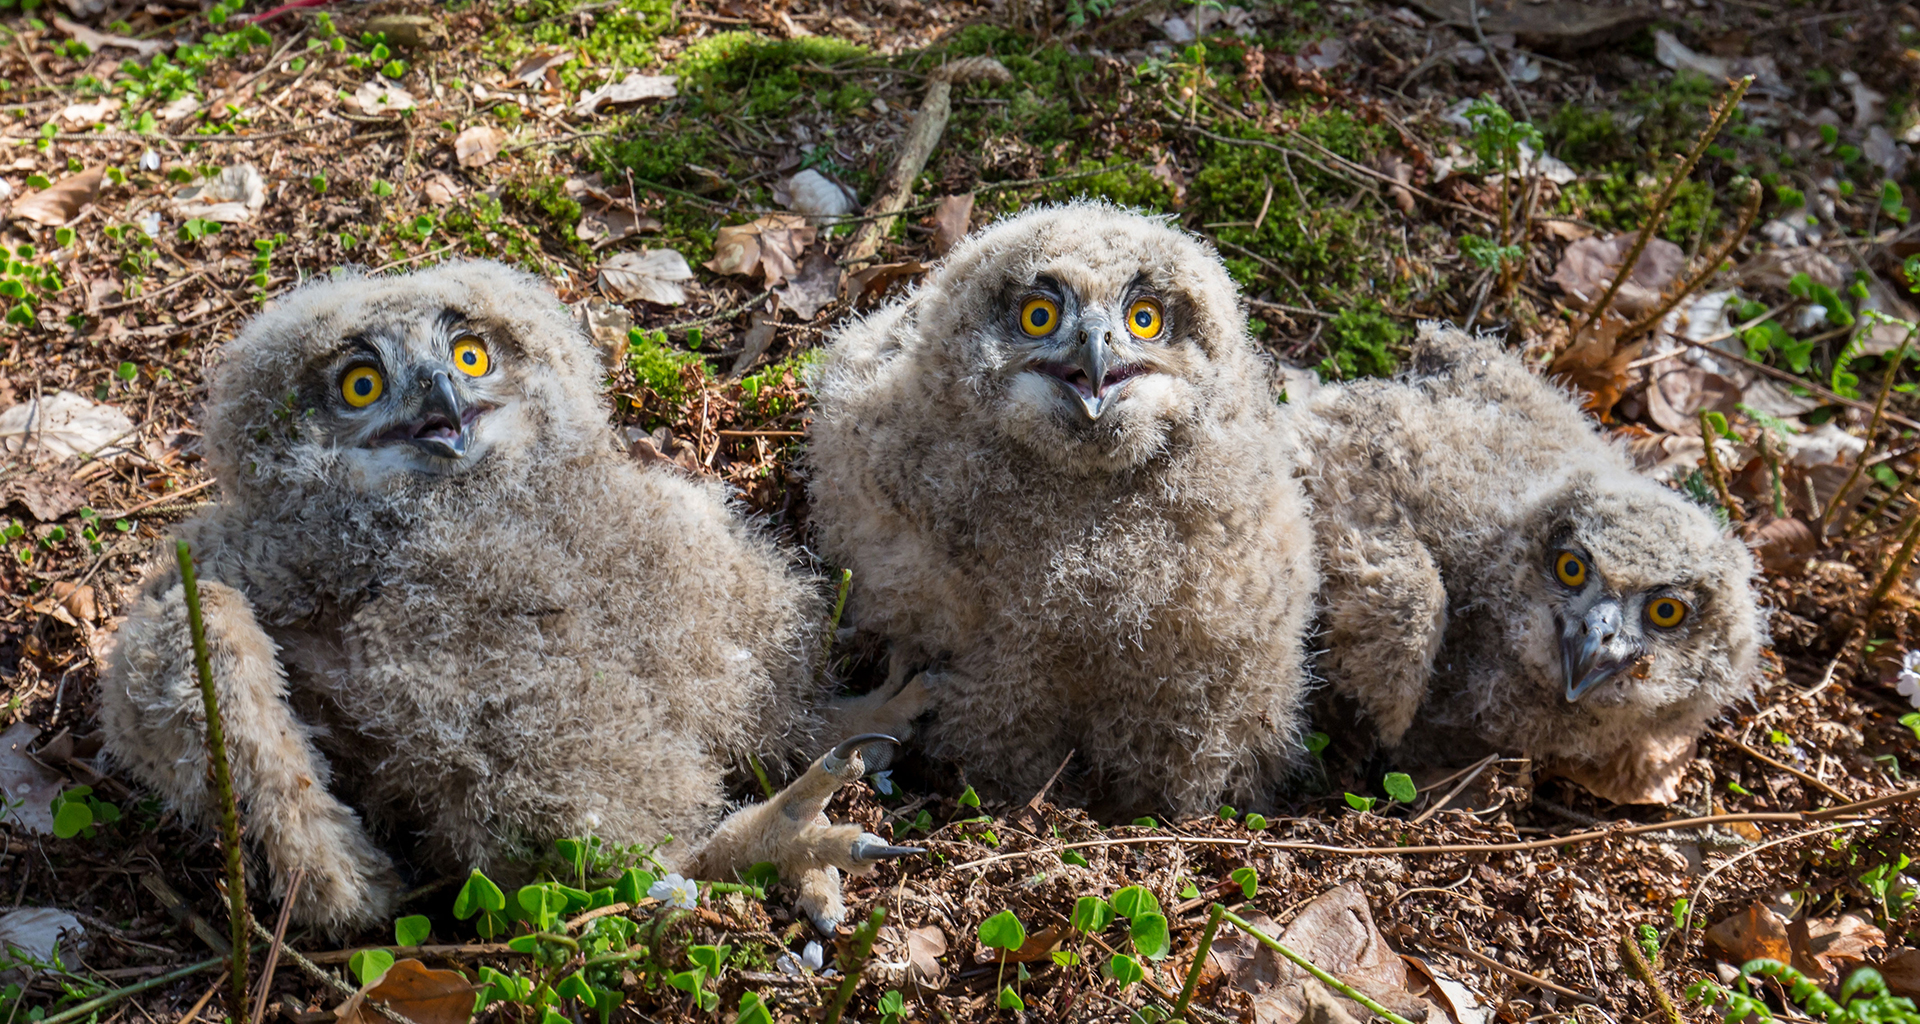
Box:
[1554,551,1587,587]
[1646,597,1688,629]
[341,366,383,408]
[1020,297,1059,337]
[1126,298,1163,339]
[452,336,490,377]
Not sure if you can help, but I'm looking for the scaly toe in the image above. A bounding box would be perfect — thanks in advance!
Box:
[850,832,925,864]
[823,733,901,779]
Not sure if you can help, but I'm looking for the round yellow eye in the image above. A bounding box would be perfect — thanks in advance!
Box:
[1126,298,1163,339]
[1647,597,1688,628]
[452,337,490,377]
[341,366,383,408]
[1020,297,1059,337]
[1554,552,1587,587]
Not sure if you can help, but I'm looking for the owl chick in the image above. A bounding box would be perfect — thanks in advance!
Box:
[807,203,1319,819]
[98,262,919,934]
[1297,323,1763,804]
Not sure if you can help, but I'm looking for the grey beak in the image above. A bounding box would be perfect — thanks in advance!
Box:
[1074,325,1112,421]
[1561,598,1644,701]
[408,370,469,459]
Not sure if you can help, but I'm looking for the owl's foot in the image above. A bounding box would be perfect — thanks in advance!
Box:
[823,673,934,748]
[686,735,922,933]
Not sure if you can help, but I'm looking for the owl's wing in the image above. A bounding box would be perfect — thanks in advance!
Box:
[1317,510,1449,748]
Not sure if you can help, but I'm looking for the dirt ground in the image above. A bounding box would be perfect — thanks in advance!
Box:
[1,0,1918,1021]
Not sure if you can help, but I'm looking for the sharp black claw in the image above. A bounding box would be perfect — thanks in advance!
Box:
[830,733,900,759]
[851,833,925,863]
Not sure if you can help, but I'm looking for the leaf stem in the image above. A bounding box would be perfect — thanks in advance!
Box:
[176,540,250,1022]
[823,906,885,1024]
[1174,904,1224,1022]
[1217,910,1415,1024]
[1698,411,1745,523]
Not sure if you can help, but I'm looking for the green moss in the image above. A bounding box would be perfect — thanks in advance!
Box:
[1037,160,1175,210]
[672,32,873,118]
[489,0,674,91]
[1554,163,1719,243]
[627,329,702,403]
[504,174,590,260]
[597,120,721,188]
[1315,300,1404,380]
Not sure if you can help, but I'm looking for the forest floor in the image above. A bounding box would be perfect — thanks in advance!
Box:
[1,0,1919,1021]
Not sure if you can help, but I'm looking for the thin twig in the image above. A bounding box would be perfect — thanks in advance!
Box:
[1468,1,1529,122]
[1410,753,1499,826]
[251,920,426,1024]
[1716,732,1850,802]
[176,541,249,1021]
[1181,125,1494,223]
[1429,938,1596,1003]
[96,479,216,518]
[1621,179,1764,340]
[1577,77,1752,340]
[178,971,226,1024]
[1866,505,1920,613]
[1844,458,1920,540]
[1817,328,1916,535]
[1672,334,1920,434]
[249,868,305,1024]
[38,957,227,1024]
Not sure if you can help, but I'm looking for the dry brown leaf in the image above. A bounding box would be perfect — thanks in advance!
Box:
[1548,314,1639,418]
[336,959,479,1024]
[573,73,678,116]
[1646,367,1742,434]
[1211,885,1432,1024]
[705,215,815,287]
[351,79,416,116]
[1751,517,1816,575]
[0,391,135,459]
[508,50,572,89]
[48,582,95,624]
[598,250,694,306]
[1548,235,1685,319]
[423,173,463,207]
[775,253,840,321]
[1149,154,1188,206]
[1885,947,1920,998]
[578,208,662,248]
[845,261,927,308]
[3,471,85,521]
[906,925,948,987]
[0,724,64,835]
[927,194,974,256]
[775,169,855,223]
[1706,903,1795,965]
[454,125,504,169]
[58,99,121,129]
[729,309,780,378]
[575,298,634,364]
[9,167,103,227]
[979,924,1067,965]
[1790,913,1885,980]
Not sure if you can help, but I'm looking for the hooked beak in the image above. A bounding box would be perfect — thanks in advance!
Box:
[399,370,470,459]
[1032,321,1146,421]
[1560,597,1645,702]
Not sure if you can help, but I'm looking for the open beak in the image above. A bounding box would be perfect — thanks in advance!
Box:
[1033,319,1146,421]
[1560,597,1645,702]
[405,370,470,459]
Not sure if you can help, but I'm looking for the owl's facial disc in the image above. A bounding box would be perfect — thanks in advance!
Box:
[1548,548,1652,701]
[1011,281,1166,422]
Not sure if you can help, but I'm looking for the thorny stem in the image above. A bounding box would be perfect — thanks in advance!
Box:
[1577,76,1753,341]
[1699,411,1746,523]
[1622,179,1765,341]
[1844,459,1920,540]
[1174,905,1226,1022]
[1621,932,1681,1024]
[1217,910,1416,1024]
[822,906,885,1024]
[1818,329,1915,535]
[177,540,250,1023]
[1867,502,1920,613]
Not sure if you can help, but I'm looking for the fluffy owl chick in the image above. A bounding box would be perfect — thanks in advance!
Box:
[98,262,919,934]
[1297,323,1763,803]
[807,203,1319,818]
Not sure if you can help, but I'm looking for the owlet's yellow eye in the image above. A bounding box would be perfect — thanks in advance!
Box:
[1020,297,1059,337]
[1646,597,1688,629]
[1554,551,1587,587]
[452,336,490,377]
[1126,298,1163,339]
[341,366,383,408]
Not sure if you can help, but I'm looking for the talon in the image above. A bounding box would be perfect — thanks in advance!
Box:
[850,832,925,863]
[824,733,900,773]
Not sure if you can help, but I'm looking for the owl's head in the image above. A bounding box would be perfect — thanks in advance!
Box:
[206,261,607,499]
[1509,473,1761,712]
[913,202,1257,472]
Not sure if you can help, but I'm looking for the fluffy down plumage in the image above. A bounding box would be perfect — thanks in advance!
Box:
[807,203,1319,818]
[1296,323,1764,803]
[98,261,830,931]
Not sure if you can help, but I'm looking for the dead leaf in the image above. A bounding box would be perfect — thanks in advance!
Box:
[776,169,855,223]
[351,79,416,116]
[423,173,463,206]
[927,194,973,256]
[1885,948,1920,998]
[598,249,694,306]
[977,924,1067,964]
[573,73,678,116]
[575,298,633,366]
[906,925,947,987]
[0,391,135,460]
[1380,155,1415,214]
[845,261,927,308]
[0,908,85,982]
[628,427,700,475]
[336,959,479,1024]
[577,207,661,248]
[1706,903,1795,965]
[3,471,85,521]
[508,50,572,89]
[58,99,121,129]
[1402,0,1653,52]
[170,163,267,224]
[775,253,839,321]
[1548,314,1639,418]
[0,725,65,836]
[48,582,96,624]
[1549,235,1685,320]
[1789,913,1885,980]
[705,214,816,287]
[1150,154,1188,206]
[53,15,167,56]
[1751,517,1816,575]
[10,167,104,227]
[1646,367,1742,434]
[361,14,446,50]
[1548,731,1694,804]
[729,309,780,378]
[1211,885,1433,1024]
[454,125,505,169]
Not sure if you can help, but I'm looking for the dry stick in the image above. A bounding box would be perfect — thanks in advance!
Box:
[1621,179,1764,341]
[250,920,426,1024]
[1577,76,1753,341]
[1409,753,1500,827]
[1682,821,1868,952]
[1621,933,1682,1024]
[845,57,1012,268]
[37,957,228,1024]
[947,785,1920,869]
[177,540,250,1022]
[1699,410,1746,523]
[1819,328,1919,536]
[1429,939,1594,1003]
[1672,333,1920,434]
[1715,732,1850,802]
[1172,903,1224,1022]
[1866,503,1920,613]
[821,907,885,1024]
[177,970,227,1024]
[1844,459,1920,540]
[1217,909,1416,1024]
[248,867,306,1024]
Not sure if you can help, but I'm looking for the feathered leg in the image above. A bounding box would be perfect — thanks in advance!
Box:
[98,579,399,933]
[1319,520,1448,748]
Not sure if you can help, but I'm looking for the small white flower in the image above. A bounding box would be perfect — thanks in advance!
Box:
[1897,649,1920,709]
[139,149,159,171]
[871,770,896,796]
[775,940,826,976]
[648,873,698,909]
[138,210,161,239]
[582,811,601,829]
